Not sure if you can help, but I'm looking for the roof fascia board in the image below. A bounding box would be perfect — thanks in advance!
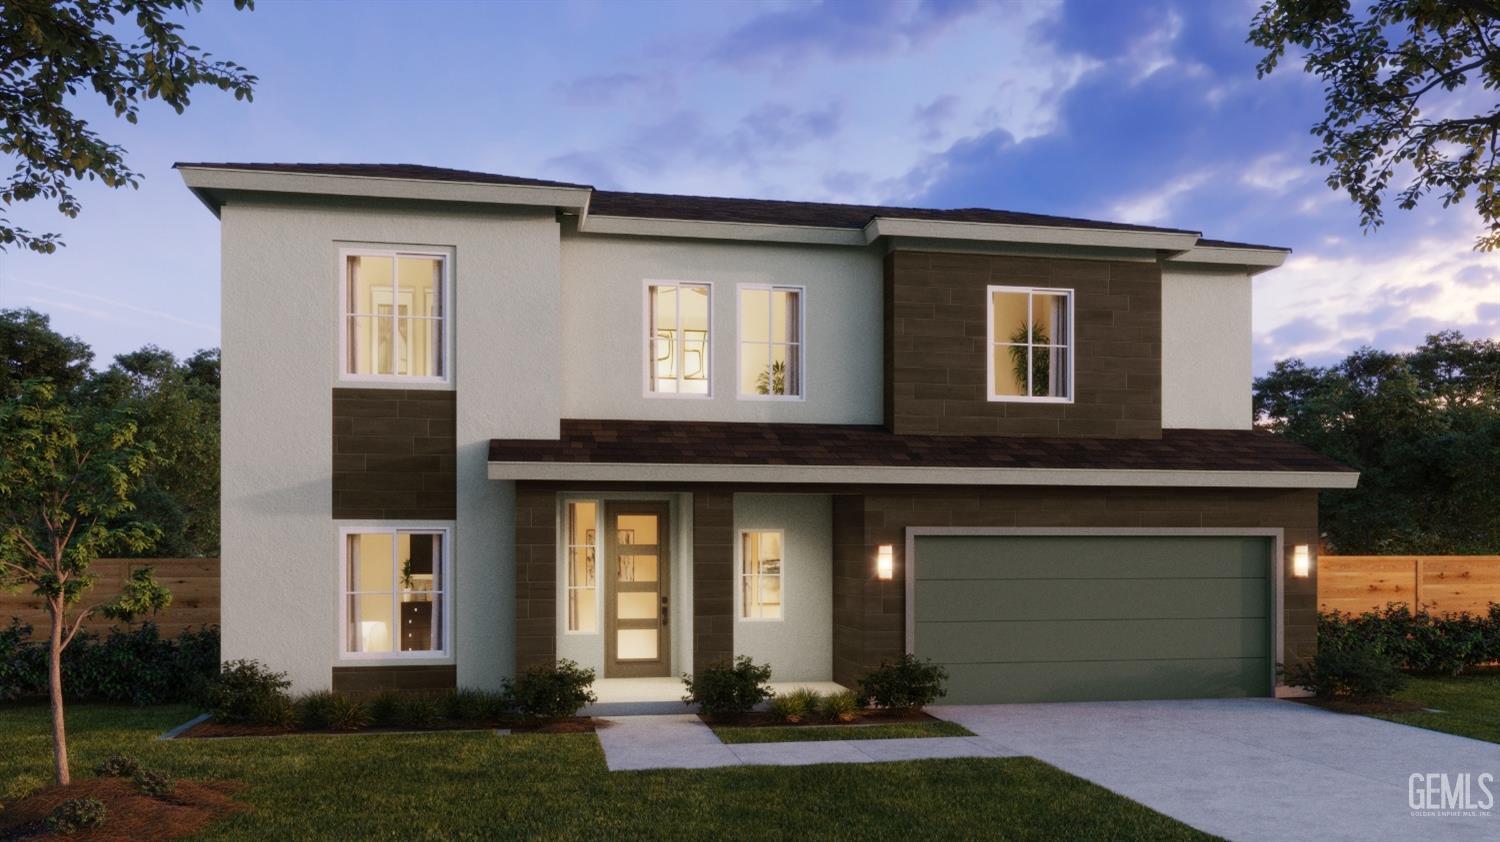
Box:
[177,166,592,212]
[577,213,866,246]
[486,460,1359,489]
[864,216,1201,252]
[1166,245,1289,273]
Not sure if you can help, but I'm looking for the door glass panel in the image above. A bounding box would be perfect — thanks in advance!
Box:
[617,591,657,620]
[616,514,659,546]
[617,554,658,583]
[617,629,658,660]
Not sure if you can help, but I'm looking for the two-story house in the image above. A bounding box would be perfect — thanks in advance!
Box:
[180,162,1355,705]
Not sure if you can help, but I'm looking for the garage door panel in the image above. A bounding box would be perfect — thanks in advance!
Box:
[915,578,1268,622]
[916,535,1268,580]
[940,658,1272,705]
[916,617,1270,664]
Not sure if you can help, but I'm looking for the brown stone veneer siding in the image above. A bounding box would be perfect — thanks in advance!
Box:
[830,486,1319,688]
[331,665,457,693]
[692,491,735,674]
[332,388,456,519]
[514,486,558,672]
[885,250,1162,438]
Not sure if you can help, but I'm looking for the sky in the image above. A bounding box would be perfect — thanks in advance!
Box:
[0,0,1494,375]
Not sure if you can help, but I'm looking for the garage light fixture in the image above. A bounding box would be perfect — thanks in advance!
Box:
[876,545,894,580]
[1292,544,1311,578]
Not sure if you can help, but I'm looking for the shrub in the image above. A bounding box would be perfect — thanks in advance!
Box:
[820,689,861,722]
[390,694,442,729]
[1287,639,1406,699]
[443,688,510,722]
[682,656,773,719]
[1316,604,1500,676]
[368,691,404,727]
[510,659,597,720]
[0,620,220,704]
[858,654,948,711]
[46,798,107,834]
[132,769,175,797]
[771,687,823,723]
[92,754,142,778]
[295,691,339,730]
[0,620,46,701]
[200,659,293,725]
[329,695,372,731]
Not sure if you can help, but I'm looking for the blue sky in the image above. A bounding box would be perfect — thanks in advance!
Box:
[0,0,1494,374]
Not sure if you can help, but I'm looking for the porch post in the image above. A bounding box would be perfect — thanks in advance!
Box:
[691,490,734,674]
[514,485,558,673]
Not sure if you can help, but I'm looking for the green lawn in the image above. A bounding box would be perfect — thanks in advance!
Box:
[1370,670,1500,744]
[713,720,974,744]
[0,703,1216,840]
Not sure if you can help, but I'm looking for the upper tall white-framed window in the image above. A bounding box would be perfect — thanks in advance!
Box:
[340,525,451,659]
[737,284,803,399]
[341,249,450,383]
[740,529,784,621]
[645,281,712,397]
[986,285,1074,402]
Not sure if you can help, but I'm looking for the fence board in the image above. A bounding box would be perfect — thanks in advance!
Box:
[1,558,219,639]
[1318,555,1500,616]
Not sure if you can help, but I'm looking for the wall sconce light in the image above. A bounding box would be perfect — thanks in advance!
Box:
[1292,544,1311,578]
[876,545,894,580]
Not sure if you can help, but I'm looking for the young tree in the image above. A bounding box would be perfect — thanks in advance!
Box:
[0,0,257,253]
[1251,1,1500,248]
[0,381,168,785]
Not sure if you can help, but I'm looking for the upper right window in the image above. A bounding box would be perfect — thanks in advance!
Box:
[987,286,1073,401]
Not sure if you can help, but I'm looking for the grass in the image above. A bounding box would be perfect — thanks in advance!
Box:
[713,720,975,743]
[1367,669,1500,744]
[0,702,1217,840]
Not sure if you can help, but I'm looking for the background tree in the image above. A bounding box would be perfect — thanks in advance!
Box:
[1251,1,1500,248]
[1255,331,1500,553]
[0,381,169,785]
[0,0,256,253]
[0,308,93,399]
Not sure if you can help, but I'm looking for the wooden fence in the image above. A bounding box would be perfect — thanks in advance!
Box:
[1318,555,1500,616]
[2,558,219,639]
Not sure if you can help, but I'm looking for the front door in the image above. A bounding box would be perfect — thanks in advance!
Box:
[604,502,670,677]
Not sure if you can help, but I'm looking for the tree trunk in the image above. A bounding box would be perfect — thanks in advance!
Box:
[48,601,70,786]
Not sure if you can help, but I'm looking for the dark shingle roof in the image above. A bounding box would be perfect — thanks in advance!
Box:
[173,162,591,190]
[489,420,1353,475]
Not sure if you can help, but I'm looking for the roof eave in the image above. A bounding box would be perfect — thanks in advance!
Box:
[864,216,1202,252]
[1165,244,1290,274]
[175,165,593,213]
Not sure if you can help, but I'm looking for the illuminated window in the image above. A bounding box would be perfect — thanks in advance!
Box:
[741,530,784,620]
[565,501,599,633]
[987,285,1073,401]
[342,526,448,656]
[738,285,803,398]
[647,282,711,395]
[344,250,447,381]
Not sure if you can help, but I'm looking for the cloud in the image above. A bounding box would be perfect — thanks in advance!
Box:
[1109,170,1213,225]
[714,0,985,68]
[741,103,842,148]
[556,72,672,107]
[912,95,960,141]
[19,280,216,333]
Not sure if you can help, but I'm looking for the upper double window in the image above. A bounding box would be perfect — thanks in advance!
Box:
[646,282,712,396]
[987,285,1073,402]
[738,285,802,399]
[343,250,448,382]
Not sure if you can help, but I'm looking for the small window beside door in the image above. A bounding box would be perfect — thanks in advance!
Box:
[646,282,712,396]
[738,285,803,399]
[741,530,784,620]
[565,501,599,634]
[986,285,1073,402]
[342,250,448,382]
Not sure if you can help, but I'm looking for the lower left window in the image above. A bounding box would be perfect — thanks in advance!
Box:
[343,527,449,656]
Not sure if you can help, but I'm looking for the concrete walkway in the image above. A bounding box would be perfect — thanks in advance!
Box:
[594,713,1014,771]
[935,698,1499,842]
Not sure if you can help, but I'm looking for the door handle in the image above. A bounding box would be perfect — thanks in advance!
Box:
[661,595,669,626]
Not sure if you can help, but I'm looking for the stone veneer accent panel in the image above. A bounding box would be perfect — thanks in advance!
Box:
[331,664,457,693]
[885,250,1163,438]
[514,486,558,672]
[833,486,1318,685]
[332,388,457,519]
[693,491,735,674]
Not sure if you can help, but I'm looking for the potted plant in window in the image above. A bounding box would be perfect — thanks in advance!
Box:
[1007,322,1050,397]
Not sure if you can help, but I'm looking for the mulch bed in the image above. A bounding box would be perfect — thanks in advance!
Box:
[178,716,598,739]
[701,709,939,728]
[1292,696,1428,715]
[0,777,245,841]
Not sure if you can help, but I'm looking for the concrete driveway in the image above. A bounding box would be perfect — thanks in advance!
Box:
[932,698,1497,842]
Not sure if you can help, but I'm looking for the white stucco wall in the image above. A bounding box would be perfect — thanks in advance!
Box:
[1161,266,1253,430]
[219,196,559,692]
[558,229,884,424]
[733,494,833,682]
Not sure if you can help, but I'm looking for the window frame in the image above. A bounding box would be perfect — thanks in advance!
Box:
[984,284,1075,404]
[738,528,786,622]
[337,523,454,661]
[735,283,806,402]
[642,279,714,399]
[338,247,453,386]
[563,500,602,636]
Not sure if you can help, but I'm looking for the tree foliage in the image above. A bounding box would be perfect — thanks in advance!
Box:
[1254,331,1500,553]
[0,0,256,253]
[1251,0,1500,248]
[0,307,93,398]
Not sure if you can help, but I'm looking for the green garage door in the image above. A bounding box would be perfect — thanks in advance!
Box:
[912,535,1273,704]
